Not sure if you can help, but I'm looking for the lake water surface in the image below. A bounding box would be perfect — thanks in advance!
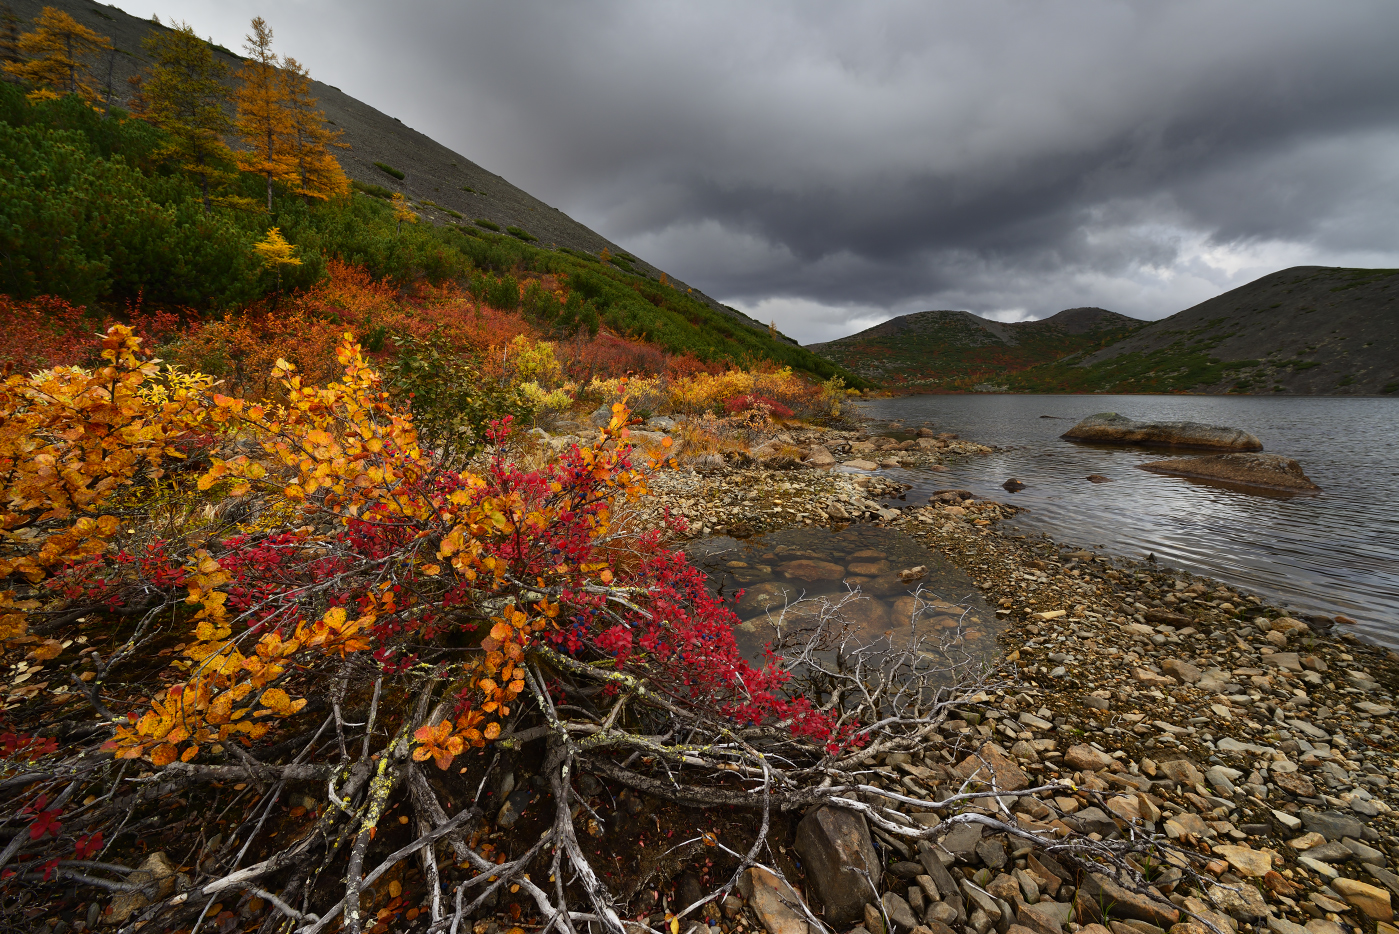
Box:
[853,394,1399,648]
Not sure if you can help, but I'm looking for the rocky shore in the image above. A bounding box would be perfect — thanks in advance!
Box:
[521,414,1398,934]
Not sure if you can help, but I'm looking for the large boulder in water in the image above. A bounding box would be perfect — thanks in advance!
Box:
[1061,412,1262,451]
[1139,453,1320,492]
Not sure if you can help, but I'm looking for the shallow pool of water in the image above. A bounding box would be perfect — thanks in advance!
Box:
[686,525,1001,670]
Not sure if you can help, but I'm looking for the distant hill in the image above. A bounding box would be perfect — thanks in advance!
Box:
[807,306,1143,390]
[7,0,786,343]
[1008,267,1399,395]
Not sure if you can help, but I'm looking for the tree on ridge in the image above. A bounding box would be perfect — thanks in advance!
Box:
[280,56,349,203]
[232,17,348,211]
[139,22,235,213]
[3,6,113,101]
[232,16,294,212]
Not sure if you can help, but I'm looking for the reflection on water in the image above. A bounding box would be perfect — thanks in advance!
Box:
[686,525,1002,671]
[855,394,1399,648]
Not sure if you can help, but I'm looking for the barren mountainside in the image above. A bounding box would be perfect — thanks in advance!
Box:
[1010,266,1399,395]
[807,306,1142,390]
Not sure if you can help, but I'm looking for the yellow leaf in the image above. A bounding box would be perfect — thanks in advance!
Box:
[670,917,680,934]
[260,688,297,716]
[29,640,63,661]
[150,743,178,767]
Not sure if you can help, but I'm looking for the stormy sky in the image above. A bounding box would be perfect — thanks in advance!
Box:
[144,1,1399,343]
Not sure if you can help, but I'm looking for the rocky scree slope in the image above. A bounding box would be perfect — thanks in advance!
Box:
[1015,267,1399,395]
[807,307,1142,390]
[16,0,784,341]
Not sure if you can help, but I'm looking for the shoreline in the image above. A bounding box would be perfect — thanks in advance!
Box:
[622,418,1399,934]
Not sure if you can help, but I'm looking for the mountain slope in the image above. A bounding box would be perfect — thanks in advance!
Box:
[807,306,1142,390]
[1008,267,1399,395]
[9,0,784,341]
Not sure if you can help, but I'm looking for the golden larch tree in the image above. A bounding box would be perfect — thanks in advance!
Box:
[3,6,112,100]
[280,56,349,202]
[253,226,302,305]
[140,22,235,213]
[232,16,295,212]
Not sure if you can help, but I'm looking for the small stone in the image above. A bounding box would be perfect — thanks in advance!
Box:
[1073,807,1120,837]
[1158,759,1204,785]
[1133,668,1175,687]
[1344,837,1387,865]
[1266,915,1309,934]
[1274,772,1317,798]
[1082,873,1179,927]
[1161,659,1202,683]
[883,892,920,934]
[793,805,879,927]
[1304,841,1354,863]
[1304,921,1347,934]
[1165,812,1212,838]
[1207,882,1269,922]
[1065,744,1115,771]
[1296,856,1338,880]
[952,743,1030,792]
[1272,809,1302,831]
[1300,810,1366,842]
[1211,845,1273,878]
[942,822,984,859]
[1332,878,1392,921]
[1206,767,1238,796]
[1288,832,1327,850]
[928,903,959,926]
[868,902,887,934]
[976,837,1008,870]
[1011,740,1040,762]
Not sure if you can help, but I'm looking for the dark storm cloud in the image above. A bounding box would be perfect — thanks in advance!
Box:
[147,1,1399,341]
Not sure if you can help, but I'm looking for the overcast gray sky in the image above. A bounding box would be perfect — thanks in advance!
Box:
[141,1,1399,343]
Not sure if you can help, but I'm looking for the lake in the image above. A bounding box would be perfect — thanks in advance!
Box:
[852,394,1399,648]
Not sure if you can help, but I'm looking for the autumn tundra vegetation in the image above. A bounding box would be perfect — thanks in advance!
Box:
[0,7,1270,934]
[0,6,912,932]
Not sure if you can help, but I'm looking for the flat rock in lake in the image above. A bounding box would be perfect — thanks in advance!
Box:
[1061,413,1263,451]
[1138,453,1321,492]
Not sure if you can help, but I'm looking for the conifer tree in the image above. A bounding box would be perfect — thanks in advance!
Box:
[279,56,348,202]
[232,17,293,212]
[3,6,112,100]
[253,225,302,305]
[140,22,234,213]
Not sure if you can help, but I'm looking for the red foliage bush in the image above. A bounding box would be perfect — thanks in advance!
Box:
[724,393,795,418]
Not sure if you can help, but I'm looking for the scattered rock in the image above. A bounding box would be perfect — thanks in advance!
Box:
[1086,474,1113,483]
[793,806,880,927]
[1211,845,1273,878]
[1064,744,1115,771]
[952,742,1030,791]
[1138,454,1320,492]
[739,867,812,934]
[1061,413,1263,451]
[1002,479,1027,492]
[1332,878,1393,921]
[1299,810,1365,842]
[1161,659,1202,683]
